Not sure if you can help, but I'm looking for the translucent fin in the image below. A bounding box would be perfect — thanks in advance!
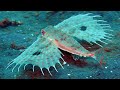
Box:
[60,57,66,63]
[33,65,35,72]
[7,36,63,75]
[92,15,102,18]
[99,40,108,44]
[18,64,23,72]
[58,62,64,69]
[53,66,58,72]
[6,62,14,69]
[103,37,112,42]
[54,13,113,46]
[93,41,103,47]
[40,68,44,75]
[24,64,27,70]
[48,69,52,76]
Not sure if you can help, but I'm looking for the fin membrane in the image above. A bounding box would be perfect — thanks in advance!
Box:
[6,36,65,76]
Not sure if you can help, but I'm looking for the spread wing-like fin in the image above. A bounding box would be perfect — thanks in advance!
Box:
[54,13,113,47]
[6,36,65,75]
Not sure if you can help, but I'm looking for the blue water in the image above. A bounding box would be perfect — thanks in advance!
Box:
[0,11,120,79]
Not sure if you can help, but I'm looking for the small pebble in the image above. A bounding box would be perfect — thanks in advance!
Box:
[14,75,16,77]
[67,64,69,66]
[90,76,92,77]
[67,74,71,76]
[31,34,34,36]
[105,66,108,69]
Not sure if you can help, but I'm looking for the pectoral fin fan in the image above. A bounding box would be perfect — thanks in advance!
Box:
[6,13,113,75]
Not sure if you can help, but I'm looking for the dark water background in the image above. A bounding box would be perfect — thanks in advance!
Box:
[0,11,120,79]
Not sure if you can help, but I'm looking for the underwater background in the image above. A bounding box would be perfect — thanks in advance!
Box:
[0,11,120,79]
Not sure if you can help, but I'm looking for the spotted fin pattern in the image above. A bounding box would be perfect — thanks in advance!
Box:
[54,13,113,47]
[6,36,64,75]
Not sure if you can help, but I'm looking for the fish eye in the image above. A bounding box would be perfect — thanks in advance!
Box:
[80,26,87,31]
[41,29,46,36]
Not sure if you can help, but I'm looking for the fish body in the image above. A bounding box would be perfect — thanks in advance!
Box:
[42,26,95,58]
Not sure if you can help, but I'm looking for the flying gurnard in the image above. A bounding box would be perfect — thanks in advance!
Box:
[6,13,113,75]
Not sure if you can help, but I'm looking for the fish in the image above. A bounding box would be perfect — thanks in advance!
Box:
[6,13,113,76]
[42,26,97,59]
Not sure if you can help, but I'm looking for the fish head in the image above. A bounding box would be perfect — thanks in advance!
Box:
[41,25,56,41]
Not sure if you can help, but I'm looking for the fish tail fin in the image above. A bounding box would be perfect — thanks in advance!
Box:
[91,49,106,67]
